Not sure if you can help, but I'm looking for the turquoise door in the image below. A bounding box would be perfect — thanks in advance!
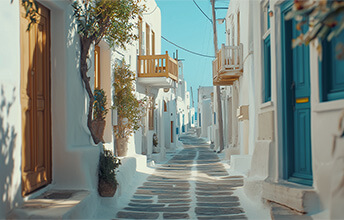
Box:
[282,3,313,186]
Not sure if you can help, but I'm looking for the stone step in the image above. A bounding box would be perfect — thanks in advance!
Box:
[7,190,91,219]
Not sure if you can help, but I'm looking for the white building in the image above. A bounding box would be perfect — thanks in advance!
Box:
[0,0,177,218]
[197,86,213,139]
[215,0,344,218]
[176,61,191,136]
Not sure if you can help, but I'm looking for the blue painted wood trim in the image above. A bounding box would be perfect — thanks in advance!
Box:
[281,1,313,186]
[281,1,293,181]
[264,34,272,102]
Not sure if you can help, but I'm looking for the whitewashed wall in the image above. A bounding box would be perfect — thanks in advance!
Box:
[226,0,344,217]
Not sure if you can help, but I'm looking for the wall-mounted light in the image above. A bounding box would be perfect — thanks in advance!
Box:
[216,18,225,24]
[269,10,273,17]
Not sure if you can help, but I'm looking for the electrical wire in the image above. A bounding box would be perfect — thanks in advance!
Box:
[143,5,158,15]
[161,35,215,58]
[192,0,213,24]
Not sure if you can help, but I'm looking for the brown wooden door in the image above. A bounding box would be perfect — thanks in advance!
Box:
[146,24,150,55]
[171,121,174,143]
[20,2,52,196]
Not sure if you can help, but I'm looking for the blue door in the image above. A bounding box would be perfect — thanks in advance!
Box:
[282,3,313,185]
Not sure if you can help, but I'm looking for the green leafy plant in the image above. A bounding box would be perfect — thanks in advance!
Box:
[93,88,108,121]
[20,0,38,31]
[98,148,121,186]
[71,0,144,144]
[153,133,158,147]
[113,62,147,139]
[286,0,344,58]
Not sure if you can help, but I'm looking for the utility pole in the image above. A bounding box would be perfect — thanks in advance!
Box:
[211,0,224,152]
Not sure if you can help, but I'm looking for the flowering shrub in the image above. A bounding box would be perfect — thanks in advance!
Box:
[286,0,344,58]
[113,62,147,139]
[93,88,108,120]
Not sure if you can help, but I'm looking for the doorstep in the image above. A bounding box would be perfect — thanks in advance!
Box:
[262,180,320,214]
[269,201,313,220]
[7,190,91,219]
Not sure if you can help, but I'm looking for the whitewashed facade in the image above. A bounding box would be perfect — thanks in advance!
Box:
[197,86,213,139]
[221,0,344,217]
[0,0,175,218]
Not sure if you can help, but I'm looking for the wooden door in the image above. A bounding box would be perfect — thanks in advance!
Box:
[146,24,150,55]
[20,2,52,196]
[152,31,155,55]
[94,45,101,89]
[282,3,312,186]
[171,121,174,143]
[138,17,143,55]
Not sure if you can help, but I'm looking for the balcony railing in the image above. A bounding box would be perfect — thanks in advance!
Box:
[138,52,178,82]
[213,44,243,85]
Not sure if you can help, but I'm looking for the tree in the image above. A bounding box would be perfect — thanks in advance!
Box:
[112,62,147,140]
[72,0,144,144]
[286,0,344,59]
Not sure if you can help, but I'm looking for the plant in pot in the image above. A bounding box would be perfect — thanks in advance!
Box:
[113,62,147,156]
[91,88,108,144]
[153,133,159,153]
[98,147,121,197]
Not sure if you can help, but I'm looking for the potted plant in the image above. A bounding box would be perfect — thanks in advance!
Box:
[153,133,159,153]
[91,88,108,144]
[113,62,147,156]
[98,147,121,197]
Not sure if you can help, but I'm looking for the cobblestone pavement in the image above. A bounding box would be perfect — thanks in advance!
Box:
[116,134,247,219]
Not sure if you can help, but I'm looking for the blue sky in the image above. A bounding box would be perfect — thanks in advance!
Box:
[155,0,229,107]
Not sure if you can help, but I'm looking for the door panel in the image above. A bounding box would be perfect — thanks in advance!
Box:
[20,2,51,196]
[171,121,174,143]
[282,4,312,185]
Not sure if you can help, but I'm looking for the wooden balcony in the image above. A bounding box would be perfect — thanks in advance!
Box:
[213,44,243,86]
[137,52,178,87]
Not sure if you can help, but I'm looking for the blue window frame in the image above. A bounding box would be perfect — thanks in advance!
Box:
[199,113,201,126]
[264,34,271,102]
[320,31,344,102]
[267,4,270,29]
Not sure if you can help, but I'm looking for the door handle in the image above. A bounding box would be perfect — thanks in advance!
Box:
[291,81,295,111]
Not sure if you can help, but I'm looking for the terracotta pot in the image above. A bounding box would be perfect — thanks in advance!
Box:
[91,119,106,144]
[116,137,128,156]
[98,178,117,197]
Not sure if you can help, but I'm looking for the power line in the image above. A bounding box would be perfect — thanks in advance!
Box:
[143,5,158,15]
[192,0,213,24]
[161,35,215,58]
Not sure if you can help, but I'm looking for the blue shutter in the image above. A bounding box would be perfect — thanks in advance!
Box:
[320,30,344,101]
[264,35,272,102]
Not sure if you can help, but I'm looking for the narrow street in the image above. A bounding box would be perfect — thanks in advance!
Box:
[116,131,248,220]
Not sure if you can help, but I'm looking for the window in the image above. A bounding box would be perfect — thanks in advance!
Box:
[264,35,271,102]
[320,30,344,101]
[152,31,155,55]
[146,24,150,55]
[138,17,143,55]
[94,45,101,89]
[199,113,201,127]
[149,97,154,130]
[214,112,216,124]
[262,0,271,102]
[163,101,167,112]
[237,12,240,45]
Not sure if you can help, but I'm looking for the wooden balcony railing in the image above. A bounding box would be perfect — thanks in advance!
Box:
[213,44,243,85]
[138,52,178,82]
